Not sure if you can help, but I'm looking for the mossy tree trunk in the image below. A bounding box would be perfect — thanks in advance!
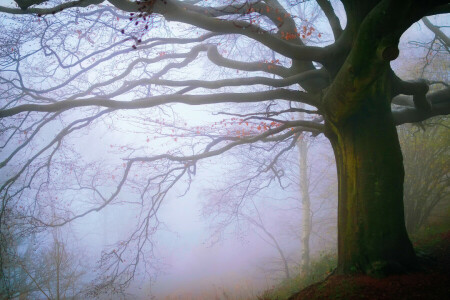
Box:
[317,0,443,275]
[323,58,418,274]
[326,97,417,275]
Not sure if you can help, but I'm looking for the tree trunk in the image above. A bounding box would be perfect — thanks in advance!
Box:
[326,98,417,276]
[298,136,311,274]
[56,239,61,300]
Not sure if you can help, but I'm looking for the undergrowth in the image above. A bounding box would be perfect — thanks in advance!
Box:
[260,216,450,300]
[258,251,337,300]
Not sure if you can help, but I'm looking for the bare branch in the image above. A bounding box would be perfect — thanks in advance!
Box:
[0,89,319,118]
[156,0,329,62]
[317,0,342,40]
[422,17,450,49]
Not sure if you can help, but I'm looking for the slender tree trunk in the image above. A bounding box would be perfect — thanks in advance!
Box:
[56,239,60,300]
[326,94,417,275]
[298,137,311,274]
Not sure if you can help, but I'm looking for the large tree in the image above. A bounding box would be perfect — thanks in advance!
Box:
[0,0,449,288]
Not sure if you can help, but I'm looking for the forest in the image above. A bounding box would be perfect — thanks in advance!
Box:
[0,0,449,299]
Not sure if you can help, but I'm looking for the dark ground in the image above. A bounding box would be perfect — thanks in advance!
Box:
[289,231,450,300]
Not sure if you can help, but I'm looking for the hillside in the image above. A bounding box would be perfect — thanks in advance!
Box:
[288,229,450,299]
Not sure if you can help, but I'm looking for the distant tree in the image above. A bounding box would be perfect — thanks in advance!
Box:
[202,130,336,280]
[396,16,449,234]
[38,232,87,299]
[201,152,296,281]
[0,205,88,299]
[294,133,337,274]
[399,117,449,234]
[0,232,43,299]
[0,1,449,290]
[1,232,87,299]
[410,17,449,78]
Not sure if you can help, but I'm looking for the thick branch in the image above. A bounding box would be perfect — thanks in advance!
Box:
[393,87,450,125]
[106,69,327,98]
[157,0,328,62]
[14,0,47,10]
[392,75,431,111]
[206,45,291,77]
[0,0,103,14]
[131,121,323,164]
[323,0,442,123]
[317,0,343,40]
[0,89,318,118]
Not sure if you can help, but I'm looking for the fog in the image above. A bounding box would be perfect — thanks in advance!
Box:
[62,123,336,298]
[0,1,448,299]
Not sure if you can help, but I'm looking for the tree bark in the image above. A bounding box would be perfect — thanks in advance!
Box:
[318,0,435,274]
[298,136,311,274]
[326,91,417,276]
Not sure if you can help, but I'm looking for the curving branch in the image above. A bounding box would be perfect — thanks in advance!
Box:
[393,87,450,125]
[0,0,103,14]
[154,0,330,62]
[317,0,342,40]
[0,89,319,118]
[392,74,431,111]
[104,69,328,99]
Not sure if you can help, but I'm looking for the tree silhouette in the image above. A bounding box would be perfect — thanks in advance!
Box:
[400,117,449,234]
[0,0,449,290]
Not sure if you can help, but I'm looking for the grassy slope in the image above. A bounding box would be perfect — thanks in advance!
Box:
[259,219,450,300]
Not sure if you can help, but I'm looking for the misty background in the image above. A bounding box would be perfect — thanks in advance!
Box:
[0,0,448,299]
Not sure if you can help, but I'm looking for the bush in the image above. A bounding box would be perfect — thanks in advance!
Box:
[259,251,337,300]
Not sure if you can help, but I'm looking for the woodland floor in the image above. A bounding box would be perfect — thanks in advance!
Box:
[288,231,450,300]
